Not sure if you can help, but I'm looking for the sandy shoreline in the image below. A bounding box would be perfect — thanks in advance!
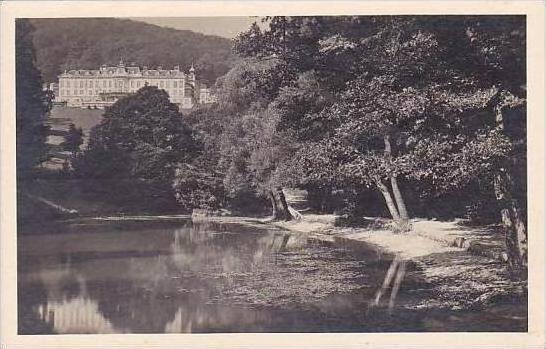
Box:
[249,214,527,312]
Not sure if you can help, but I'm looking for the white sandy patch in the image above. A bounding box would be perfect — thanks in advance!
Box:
[270,214,337,233]
[271,215,466,259]
[344,229,461,259]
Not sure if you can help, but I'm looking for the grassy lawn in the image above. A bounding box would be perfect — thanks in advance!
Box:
[47,105,104,136]
[43,106,104,169]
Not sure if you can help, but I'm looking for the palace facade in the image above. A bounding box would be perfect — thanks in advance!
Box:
[55,60,216,109]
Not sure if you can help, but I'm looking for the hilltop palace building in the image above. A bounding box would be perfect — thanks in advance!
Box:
[54,60,216,109]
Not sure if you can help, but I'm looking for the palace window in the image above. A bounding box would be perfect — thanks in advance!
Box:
[74,90,77,95]
[103,81,106,87]
[137,81,141,87]
[80,90,84,95]
[109,81,112,87]
[160,81,164,88]
[173,81,177,88]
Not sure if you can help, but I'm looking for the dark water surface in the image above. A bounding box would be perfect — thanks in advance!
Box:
[18,218,526,334]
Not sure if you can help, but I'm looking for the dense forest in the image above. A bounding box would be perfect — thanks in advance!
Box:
[29,18,235,84]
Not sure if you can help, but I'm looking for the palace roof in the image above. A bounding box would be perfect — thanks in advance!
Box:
[60,64,190,78]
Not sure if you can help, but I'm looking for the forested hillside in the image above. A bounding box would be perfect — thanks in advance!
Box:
[29,18,236,84]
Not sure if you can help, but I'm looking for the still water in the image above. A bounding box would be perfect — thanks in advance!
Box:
[18,218,526,334]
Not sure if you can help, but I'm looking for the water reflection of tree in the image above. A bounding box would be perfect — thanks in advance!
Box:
[170,221,298,274]
[368,255,407,314]
[19,220,422,333]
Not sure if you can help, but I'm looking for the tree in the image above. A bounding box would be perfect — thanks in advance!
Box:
[172,163,225,211]
[463,16,527,270]
[61,123,83,155]
[199,58,302,219]
[218,107,297,219]
[491,92,527,270]
[232,15,530,265]
[290,78,510,231]
[74,86,199,181]
[234,16,526,245]
[16,19,52,173]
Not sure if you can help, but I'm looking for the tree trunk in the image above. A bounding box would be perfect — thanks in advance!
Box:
[494,171,527,269]
[379,134,401,221]
[390,176,408,220]
[268,190,281,220]
[494,101,527,271]
[376,180,400,221]
[380,134,410,232]
[390,175,411,232]
[276,186,292,221]
[383,134,392,156]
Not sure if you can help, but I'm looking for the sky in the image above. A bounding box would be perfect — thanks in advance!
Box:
[131,17,259,39]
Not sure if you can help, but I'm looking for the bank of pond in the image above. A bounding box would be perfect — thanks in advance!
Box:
[18,217,527,334]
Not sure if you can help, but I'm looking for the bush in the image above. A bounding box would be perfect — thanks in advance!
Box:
[172,163,225,210]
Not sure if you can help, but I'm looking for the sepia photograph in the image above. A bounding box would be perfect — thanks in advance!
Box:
[1,1,545,348]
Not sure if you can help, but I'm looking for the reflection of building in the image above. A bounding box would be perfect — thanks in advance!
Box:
[38,298,116,334]
[55,60,215,109]
[17,221,311,334]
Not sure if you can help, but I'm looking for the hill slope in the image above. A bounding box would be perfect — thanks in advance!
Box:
[29,18,236,84]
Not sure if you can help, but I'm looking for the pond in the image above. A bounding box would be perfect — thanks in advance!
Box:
[17,218,526,334]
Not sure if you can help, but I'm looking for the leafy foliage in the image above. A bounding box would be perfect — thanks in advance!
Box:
[61,123,83,154]
[73,86,199,181]
[16,19,52,173]
[233,15,525,223]
[172,163,225,210]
